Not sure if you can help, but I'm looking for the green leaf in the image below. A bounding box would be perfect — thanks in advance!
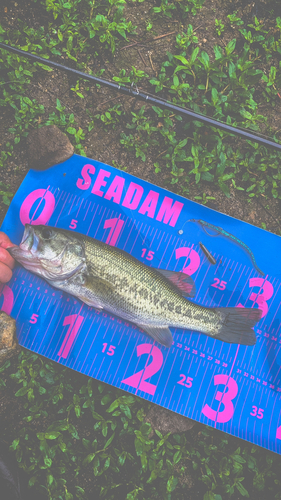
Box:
[135,438,143,456]
[173,450,182,464]
[91,411,104,420]
[214,45,223,60]
[15,387,29,397]
[44,457,52,467]
[44,432,61,440]
[219,181,230,197]
[83,453,95,466]
[232,454,246,464]
[104,432,115,449]
[67,126,76,135]
[174,55,189,65]
[107,400,120,413]
[167,475,177,492]
[190,47,200,64]
[200,51,210,69]
[173,75,179,87]
[0,360,10,373]
[204,492,216,500]
[236,482,249,497]
[225,38,236,55]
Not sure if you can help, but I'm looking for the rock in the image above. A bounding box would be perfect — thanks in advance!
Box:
[145,405,196,435]
[27,125,74,170]
[0,312,19,363]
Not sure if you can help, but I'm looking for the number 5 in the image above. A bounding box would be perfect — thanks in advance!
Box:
[69,219,78,229]
[107,345,115,356]
[30,313,39,324]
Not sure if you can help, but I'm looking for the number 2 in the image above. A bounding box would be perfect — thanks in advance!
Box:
[175,247,200,276]
[121,344,163,396]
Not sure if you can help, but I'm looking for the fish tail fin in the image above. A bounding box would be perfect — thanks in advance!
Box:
[214,307,262,345]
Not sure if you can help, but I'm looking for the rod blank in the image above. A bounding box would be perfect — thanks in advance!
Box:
[1,42,281,152]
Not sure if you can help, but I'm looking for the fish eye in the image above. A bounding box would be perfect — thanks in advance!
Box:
[41,227,54,240]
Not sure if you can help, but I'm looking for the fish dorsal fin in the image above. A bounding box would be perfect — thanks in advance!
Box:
[137,324,173,347]
[156,269,196,298]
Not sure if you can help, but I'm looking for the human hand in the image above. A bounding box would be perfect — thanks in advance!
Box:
[0,232,16,284]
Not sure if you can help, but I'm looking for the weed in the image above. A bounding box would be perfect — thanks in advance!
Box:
[227,11,244,27]
[215,19,225,37]
[1,350,281,499]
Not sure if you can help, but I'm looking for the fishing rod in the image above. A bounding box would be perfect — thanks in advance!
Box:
[1,41,281,152]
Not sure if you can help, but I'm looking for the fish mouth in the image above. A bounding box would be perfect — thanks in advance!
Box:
[8,225,41,266]
[20,224,37,252]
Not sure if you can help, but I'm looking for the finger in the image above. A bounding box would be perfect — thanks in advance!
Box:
[0,232,17,250]
[0,262,13,284]
[0,247,15,269]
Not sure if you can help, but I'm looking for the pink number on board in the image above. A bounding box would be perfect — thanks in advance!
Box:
[177,374,193,388]
[141,249,155,261]
[0,285,14,315]
[250,406,264,419]
[175,247,200,276]
[237,278,273,318]
[276,426,281,440]
[20,189,55,226]
[121,344,163,396]
[58,314,84,359]
[211,278,227,290]
[102,343,116,355]
[29,313,39,324]
[69,219,78,229]
[248,278,273,318]
[104,218,124,246]
[202,374,238,423]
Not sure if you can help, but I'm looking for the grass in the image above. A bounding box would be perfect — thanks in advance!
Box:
[2,351,281,500]
[1,0,281,498]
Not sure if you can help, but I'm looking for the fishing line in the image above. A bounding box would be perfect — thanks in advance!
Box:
[1,42,281,152]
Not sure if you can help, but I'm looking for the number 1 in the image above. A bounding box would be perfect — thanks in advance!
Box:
[58,314,84,359]
[104,218,124,246]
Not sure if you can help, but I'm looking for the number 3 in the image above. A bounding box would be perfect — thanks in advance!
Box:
[238,278,273,318]
[202,374,238,423]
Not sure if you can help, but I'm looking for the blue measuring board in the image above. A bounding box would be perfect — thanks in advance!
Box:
[1,154,281,454]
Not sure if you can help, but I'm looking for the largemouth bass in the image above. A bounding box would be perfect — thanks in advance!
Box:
[9,224,262,348]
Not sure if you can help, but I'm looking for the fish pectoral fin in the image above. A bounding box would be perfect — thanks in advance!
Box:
[79,295,104,309]
[85,275,115,292]
[156,269,196,298]
[137,324,173,348]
